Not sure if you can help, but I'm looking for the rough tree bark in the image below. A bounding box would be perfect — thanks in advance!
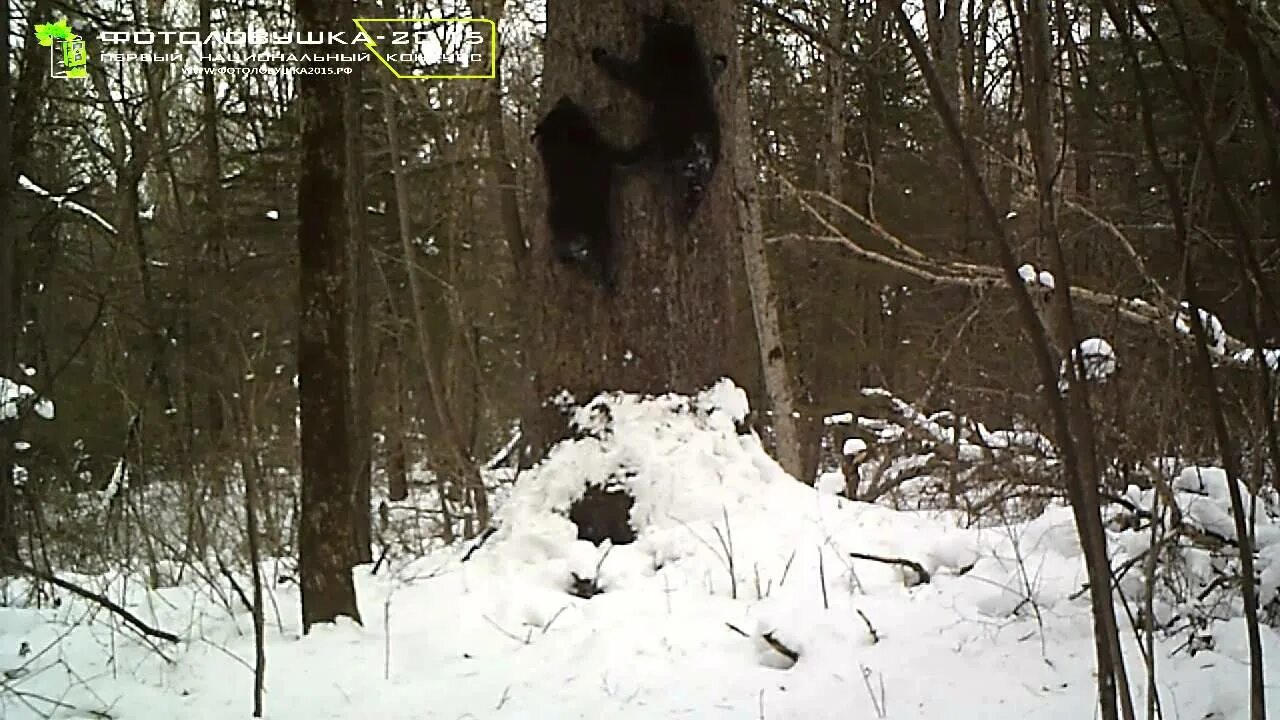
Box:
[345,62,373,565]
[0,0,15,563]
[296,0,361,630]
[2,0,53,564]
[527,0,739,531]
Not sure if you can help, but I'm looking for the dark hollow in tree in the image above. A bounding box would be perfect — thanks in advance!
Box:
[532,95,629,290]
[591,7,728,219]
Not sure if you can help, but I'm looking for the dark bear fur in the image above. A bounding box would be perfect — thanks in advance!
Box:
[591,7,727,219]
[531,96,625,290]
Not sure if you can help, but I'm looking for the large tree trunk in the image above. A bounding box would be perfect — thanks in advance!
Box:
[527,0,739,523]
[0,0,16,563]
[195,0,229,446]
[296,0,361,630]
[2,0,53,565]
[345,64,373,565]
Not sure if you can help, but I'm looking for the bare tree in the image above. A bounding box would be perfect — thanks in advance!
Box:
[736,44,803,479]
[346,59,373,565]
[893,4,1133,718]
[0,0,15,563]
[296,0,361,629]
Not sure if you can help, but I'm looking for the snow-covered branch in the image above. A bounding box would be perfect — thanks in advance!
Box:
[18,175,118,236]
[774,177,1277,372]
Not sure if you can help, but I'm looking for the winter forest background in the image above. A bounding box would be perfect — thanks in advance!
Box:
[1,0,1279,718]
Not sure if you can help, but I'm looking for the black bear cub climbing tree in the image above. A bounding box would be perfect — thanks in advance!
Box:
[532,96,629,289]
[527,0,740,545]
[591,8,728,219]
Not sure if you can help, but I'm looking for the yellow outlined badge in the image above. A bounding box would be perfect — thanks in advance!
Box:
[354,18,496,80]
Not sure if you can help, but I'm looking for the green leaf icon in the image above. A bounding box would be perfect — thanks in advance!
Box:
[35,18,75,47]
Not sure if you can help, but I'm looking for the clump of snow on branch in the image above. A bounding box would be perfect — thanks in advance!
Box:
[1174,301,1227,355]
[1017,262,1055,289]
[1,375,55,421]
[1059,336,1117,388]
[842,437,867,456]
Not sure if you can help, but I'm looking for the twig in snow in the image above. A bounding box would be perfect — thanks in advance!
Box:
[461,526,498,563]
[710,507,738,599]
[761,632,799,663]
[848,551,931,586]
[778,549,797,588]
[996,505,1047,656]
[383,592,393,681]
[669,515,733,593]
[856,609,880,644]
[541,605,571,635]
[1,559,181,643]
[370,544,391,575]
[481,614,531,645]
[0,676,112,719]
[818,547,829,609]
[859,664,887,718]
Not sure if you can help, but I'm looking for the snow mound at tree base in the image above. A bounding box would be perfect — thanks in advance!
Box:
[483,379,791,568]
[477,380,970,600]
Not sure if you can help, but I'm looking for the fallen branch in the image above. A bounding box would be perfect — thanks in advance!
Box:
[461,526,498,563]
[370,544,391,575]
[856,609,881,644]
[726,623,801,663]
[774,175,1271,369]
[761,632,800,663]
[848,551,931,586]
[2,559,181,643]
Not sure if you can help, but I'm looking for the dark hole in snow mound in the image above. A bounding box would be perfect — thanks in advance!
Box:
[569,484,636,545]
[569,572,603,599]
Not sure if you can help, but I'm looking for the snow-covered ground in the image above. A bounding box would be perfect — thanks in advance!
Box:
[2,381,1277,719]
